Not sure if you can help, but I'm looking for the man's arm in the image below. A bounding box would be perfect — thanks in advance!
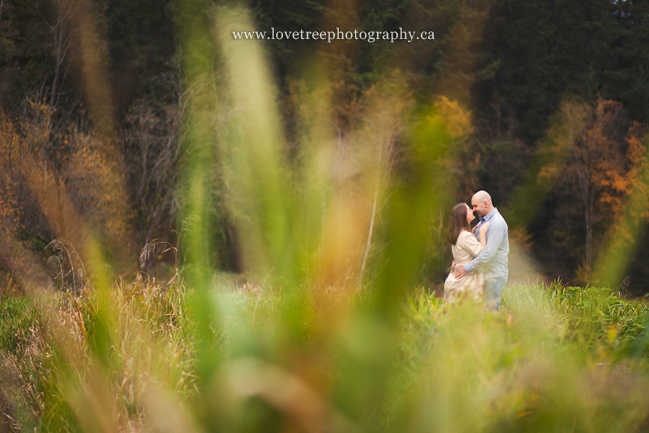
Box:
[464,221,505,274]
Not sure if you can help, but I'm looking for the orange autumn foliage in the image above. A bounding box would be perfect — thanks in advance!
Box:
[538,98,646,278]
[0,111,25,236]
[0,100,131,288]
[434,96,475,139]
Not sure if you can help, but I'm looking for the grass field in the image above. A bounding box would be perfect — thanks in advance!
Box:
[1,277,648,432]
[3,4,649,432]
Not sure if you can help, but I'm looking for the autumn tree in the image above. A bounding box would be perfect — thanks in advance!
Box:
[480,0,649,143]
[538,98,643,282]
[0,110,23,237]
[121,94,183,269]
[356,75,413,283]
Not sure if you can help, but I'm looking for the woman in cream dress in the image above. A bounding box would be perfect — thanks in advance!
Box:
[444,203,488,303]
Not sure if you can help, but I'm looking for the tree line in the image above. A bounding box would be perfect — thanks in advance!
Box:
[1,0,649,293]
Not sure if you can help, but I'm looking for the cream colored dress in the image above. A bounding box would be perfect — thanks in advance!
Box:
[444,230,485,303]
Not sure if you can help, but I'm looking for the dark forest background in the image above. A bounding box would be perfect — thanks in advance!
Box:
[2,0,649,294]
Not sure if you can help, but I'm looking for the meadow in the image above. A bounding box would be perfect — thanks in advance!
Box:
[1,276,648,432]
[3,3,649,432]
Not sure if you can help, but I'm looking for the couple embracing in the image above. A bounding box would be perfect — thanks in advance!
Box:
[444,191,509,311]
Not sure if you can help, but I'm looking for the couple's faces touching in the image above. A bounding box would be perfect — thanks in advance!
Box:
[471,197,489,217]
[465,204,475,224]
[465,191,492,224]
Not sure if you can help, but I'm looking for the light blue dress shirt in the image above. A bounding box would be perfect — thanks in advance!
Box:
[464,208,509,279]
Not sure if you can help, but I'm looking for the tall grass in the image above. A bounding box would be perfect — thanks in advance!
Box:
[2,279,649,432]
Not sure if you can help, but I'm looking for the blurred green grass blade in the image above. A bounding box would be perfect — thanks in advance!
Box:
[373,111,453,319]
[176,0,223,395]
[214,5,297,287]
[330,109,455,429]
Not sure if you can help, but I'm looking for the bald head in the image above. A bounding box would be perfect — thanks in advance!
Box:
[471,190,494,217]
[473,190,491,203]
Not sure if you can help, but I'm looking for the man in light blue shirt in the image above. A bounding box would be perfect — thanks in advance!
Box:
[455,190,509,310]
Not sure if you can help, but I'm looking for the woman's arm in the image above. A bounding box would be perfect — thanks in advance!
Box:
[478,222,489,248]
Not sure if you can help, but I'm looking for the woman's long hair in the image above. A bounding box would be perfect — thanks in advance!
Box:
[446,203,471,245]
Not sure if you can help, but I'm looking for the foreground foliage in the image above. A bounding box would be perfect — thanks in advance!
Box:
[1,280,648,432]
